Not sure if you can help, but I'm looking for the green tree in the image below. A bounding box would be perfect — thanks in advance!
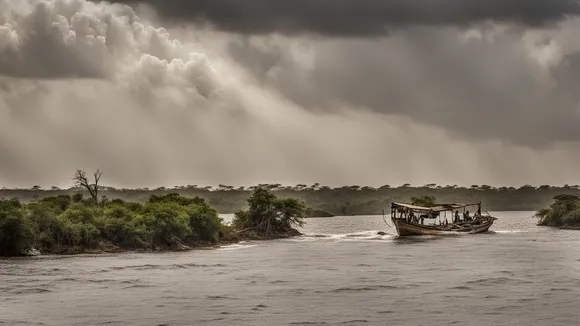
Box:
[411,196,437,207]
[0,199,34,256]
[185,203,223,243]
[232,187,305,237]
[536,194,580,226]
[141,202,191,248]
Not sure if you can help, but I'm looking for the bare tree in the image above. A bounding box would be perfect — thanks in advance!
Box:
[72,169,103,204]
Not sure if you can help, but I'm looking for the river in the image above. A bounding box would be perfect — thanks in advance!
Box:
[2,211,580,325]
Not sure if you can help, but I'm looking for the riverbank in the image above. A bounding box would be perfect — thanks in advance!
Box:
[305,207,334,218]
[557,225,580,230]
[29,228,303,256]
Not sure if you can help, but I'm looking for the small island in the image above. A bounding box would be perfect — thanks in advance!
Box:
[0,170,306,257]
[535,194,580,229]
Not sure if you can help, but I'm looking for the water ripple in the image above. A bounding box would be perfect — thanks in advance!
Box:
[1,212,577,325]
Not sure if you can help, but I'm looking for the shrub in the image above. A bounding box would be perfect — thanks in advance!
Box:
[0,199,34,256]
[232,187,305,237]
[536,195,580,226]
[186,203,223,243]
[141,202,192,247]
[56,203,101,247]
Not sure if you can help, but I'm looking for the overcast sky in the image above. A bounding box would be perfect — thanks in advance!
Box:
[1,0,580,188]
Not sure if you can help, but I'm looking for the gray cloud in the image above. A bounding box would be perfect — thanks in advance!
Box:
[226,24,580,147]
[105,0,580,36]
[2,0,580,189]
[0,1,114,78]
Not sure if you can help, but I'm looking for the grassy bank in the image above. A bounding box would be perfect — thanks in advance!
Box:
[0,187,306,257]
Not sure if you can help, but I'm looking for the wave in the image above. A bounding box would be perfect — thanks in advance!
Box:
[319,284,400,293]
[10,288,52,295]
[217,242,259,251]
[106,263,226,272]
[269,280,288,284]
[493,230,530,234]
[338,320,369,324]
[122,284,155,289]
[0,320,47,326]
[206,295,239,300]
[464,277,533,287]
[300,230,395,242]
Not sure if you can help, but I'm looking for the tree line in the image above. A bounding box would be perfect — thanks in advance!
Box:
[4,181,580,215]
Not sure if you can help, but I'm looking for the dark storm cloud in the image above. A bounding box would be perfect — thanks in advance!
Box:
[3,0,580,189]
[105,0,580,36]
[226,26,580,148]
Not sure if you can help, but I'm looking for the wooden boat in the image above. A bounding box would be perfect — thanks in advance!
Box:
[387,202,496,236]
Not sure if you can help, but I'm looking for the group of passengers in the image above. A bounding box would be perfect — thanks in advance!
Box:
[453,209,481,223]
[406,211,439,225]
[402,207,481,225]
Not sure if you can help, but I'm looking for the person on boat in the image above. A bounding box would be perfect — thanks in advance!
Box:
[454,210,460,223]
[411,212,418,223]
[464,210,471,221]
[419,213,429,225]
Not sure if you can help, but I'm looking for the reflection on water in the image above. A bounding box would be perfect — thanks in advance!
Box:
[2,211,580,325]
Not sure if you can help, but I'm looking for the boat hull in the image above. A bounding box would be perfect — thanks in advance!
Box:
[392,218,495,236]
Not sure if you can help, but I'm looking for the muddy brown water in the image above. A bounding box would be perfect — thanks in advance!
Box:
[2,211,580,325]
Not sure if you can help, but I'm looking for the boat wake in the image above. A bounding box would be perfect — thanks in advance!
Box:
[217,241,259,251]
[298,230,396,242]
[219,232,396,249]
[490,230,530,234]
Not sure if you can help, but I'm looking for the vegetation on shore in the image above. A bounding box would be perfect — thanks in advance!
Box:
[6,169,580,256]
[410,196,437,207]
[305,208,334,218]
[0,171,306,257]
[4,183,579,215]
[231,187,305,239]
[535,194,580,229]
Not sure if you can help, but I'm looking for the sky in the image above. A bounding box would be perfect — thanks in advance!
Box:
[1,0,580,188]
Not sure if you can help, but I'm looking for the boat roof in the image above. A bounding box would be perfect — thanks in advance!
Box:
[391,202,480,212]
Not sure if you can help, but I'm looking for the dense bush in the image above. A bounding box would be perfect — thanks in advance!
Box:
[185,203,223,242]
[0,199,34,257]
[0,193,227,256]
[536,194,580,227]
[232,187,305,237]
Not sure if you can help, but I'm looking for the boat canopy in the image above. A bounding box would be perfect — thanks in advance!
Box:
[391,202,480,212]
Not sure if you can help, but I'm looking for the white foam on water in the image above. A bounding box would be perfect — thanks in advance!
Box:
[494,230,529,234]
[300,230,396,242]
[217,242,259,251]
